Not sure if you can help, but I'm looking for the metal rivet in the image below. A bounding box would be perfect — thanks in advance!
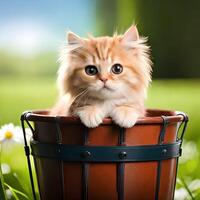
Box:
[119,151,127,159]
[162,149,167,154]
[81,151,91,158]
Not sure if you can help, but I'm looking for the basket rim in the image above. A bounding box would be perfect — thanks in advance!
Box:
[22,109,187,125]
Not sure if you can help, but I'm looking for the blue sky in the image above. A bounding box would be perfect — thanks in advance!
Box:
[0,0,96,54]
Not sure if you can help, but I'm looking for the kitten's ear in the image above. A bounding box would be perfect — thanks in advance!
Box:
[121,25,139,44]
[67,31,82,45]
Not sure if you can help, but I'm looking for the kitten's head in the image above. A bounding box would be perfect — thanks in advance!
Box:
[58,25,152,100]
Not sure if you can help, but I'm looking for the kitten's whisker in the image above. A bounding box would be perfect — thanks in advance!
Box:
[72,89,88,102]
[72,89,89,108]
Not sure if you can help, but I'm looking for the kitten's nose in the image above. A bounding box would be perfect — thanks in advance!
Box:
[99,77,108,83]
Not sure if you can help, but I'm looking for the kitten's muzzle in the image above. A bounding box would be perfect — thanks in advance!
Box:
[102,84,114,91]
[99,77,108,83]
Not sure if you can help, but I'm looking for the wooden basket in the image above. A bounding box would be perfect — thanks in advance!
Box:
[21,109,188,200]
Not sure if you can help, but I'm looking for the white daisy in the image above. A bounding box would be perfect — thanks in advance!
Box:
[180,140,199,164]
[1,163,11,174]
[0,123,32,145]
[6,189,12,199]
[174,188,188,200]
[189,179,200,191]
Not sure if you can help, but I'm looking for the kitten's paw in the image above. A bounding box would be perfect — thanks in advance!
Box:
[110,106,139,128]
[76,106,104,128]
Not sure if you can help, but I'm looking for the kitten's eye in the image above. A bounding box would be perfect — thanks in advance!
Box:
[85,65,98,76]
[111,64,123,74]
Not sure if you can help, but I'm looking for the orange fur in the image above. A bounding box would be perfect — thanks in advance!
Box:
[51,25,152,128]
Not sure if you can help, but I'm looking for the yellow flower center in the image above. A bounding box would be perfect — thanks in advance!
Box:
[4,131,13,139]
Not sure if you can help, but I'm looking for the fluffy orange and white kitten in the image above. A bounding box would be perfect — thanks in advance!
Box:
[51,25,152,128]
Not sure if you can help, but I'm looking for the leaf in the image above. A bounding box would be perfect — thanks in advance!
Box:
[179,178,195,200]
[4,183,29,200]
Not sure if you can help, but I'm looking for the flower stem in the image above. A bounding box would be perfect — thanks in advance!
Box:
[179,178,195,200]
[0,178,7,200]
[0,145,7,200]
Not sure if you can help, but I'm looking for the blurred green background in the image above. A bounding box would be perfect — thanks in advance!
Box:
[0,0,200,199]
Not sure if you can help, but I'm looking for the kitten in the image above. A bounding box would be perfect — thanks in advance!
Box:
[51,25,152,128]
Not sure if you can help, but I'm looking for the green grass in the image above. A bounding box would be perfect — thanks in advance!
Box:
[0,77,200,199]
[0,76,57,125]
[1,145,38,200]
[147,80,200,141]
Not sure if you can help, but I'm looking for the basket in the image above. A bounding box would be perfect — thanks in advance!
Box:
[21,109,188,200]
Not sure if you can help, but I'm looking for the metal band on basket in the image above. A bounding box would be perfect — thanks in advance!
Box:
[30,141,182,162]
[117,127,125,200]
[155,116,169,200]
